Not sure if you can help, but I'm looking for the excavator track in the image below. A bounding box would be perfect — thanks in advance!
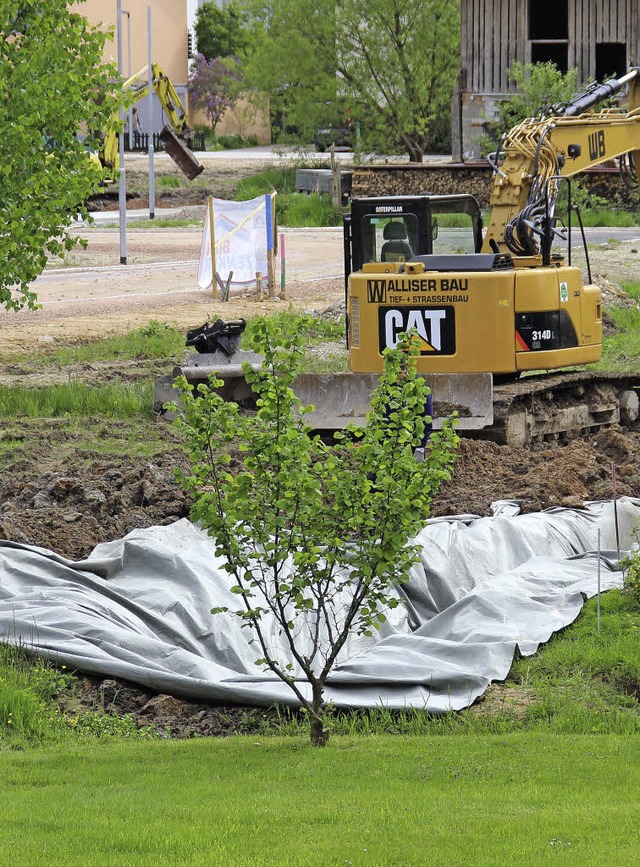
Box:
[480,372,640,447]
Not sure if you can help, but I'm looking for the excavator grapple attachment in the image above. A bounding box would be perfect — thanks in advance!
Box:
[159,126,204,180]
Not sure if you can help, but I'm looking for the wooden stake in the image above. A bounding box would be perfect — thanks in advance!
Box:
[215,270,233,301]
[266,192,276,298]
[208,195,218,299]
[267,248,276,299]
[330,144,340,208]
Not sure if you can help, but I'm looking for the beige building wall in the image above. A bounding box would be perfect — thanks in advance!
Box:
[191,96,271,145]
[81,0,188,83]
[81,1,270,143]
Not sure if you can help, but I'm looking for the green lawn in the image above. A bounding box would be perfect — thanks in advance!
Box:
[0,734,638,865]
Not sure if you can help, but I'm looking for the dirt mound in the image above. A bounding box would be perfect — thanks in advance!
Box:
[433,427,640,517]
[0,425,189,558]
[68,676,281,739]
[3,418,638,559]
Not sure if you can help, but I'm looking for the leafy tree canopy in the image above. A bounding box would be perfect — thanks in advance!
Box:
[0,0,121,311]
[195,1,250,60]
[482,62,582,153]
[239,0,460,161]
[239,0,339,141]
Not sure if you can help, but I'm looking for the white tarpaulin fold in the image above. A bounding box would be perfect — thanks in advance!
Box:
[0,498,637,712]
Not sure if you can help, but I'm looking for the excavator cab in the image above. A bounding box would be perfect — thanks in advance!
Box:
[344,194,484,286]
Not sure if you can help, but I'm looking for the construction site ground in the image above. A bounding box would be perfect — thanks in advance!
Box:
[1,154,640,735]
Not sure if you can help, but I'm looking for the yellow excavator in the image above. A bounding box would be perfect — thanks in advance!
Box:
[341,68,640,444]
[99,63,203,181]
[160,68,640,445]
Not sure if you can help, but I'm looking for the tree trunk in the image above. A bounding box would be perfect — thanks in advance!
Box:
[309,685,329,746]
[310,715,329,746]
[408,145,424,163]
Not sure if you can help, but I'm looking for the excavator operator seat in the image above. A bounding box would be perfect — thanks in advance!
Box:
[381,220,413,262]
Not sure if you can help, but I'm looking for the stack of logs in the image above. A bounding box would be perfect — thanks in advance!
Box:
[350,162,638,209]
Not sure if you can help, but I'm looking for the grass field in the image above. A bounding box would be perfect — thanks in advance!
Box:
[0,734,638,865]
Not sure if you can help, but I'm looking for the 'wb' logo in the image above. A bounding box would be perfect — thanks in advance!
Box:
[588,130,606,160]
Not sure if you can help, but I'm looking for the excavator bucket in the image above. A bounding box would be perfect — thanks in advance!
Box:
[291,371,493,431]
[159,126,204,180]
[154,352,494,432]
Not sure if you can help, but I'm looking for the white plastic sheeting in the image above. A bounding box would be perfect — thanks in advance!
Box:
[0,498,637,713]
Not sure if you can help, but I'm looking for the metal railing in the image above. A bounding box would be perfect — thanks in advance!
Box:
[124,131,206,152]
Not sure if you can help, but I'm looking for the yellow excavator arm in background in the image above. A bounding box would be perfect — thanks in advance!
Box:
[101,63,202,179]
[483,68,640,257]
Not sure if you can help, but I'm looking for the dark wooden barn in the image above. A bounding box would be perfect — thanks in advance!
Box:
[453,0,640,159]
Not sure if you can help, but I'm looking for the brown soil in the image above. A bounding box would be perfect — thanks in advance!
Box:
[3,419,638,560]
[2,160,640,736]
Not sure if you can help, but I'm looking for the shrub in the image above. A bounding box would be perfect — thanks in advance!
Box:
[621,548,640,608]
[481,62,581,155]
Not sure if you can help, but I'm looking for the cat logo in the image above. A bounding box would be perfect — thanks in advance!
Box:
[378,306,456,355]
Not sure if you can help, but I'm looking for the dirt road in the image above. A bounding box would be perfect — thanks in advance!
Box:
[2,177,638,357]
[0,225,344,354]
[2,140,638,354]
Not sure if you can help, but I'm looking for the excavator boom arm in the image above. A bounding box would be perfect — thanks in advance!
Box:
[483,68,640,254]
[101,63,201,178]
[121,63,189,135]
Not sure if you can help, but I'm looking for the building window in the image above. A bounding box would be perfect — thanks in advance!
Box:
[596,43,627,80]
[529,0,568,72]
[529,0,567,40]
[531,43,568,72]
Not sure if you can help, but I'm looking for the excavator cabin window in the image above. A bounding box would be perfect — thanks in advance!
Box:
[362,215,418,263]
[430,210,477,255]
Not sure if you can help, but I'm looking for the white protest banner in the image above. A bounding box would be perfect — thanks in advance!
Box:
[197,195,270,292]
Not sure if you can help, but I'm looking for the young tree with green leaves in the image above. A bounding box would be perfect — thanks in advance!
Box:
[239,0,460,160]
[174,317,458,746]
[482,62,581,154]
[0,0,121,311]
